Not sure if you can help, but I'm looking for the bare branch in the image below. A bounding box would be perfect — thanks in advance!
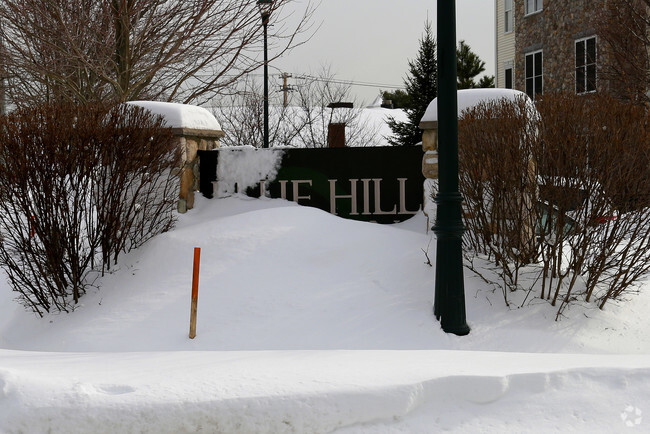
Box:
[0,0,316,107]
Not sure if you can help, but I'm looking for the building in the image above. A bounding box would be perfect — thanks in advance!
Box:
[493,0,644,100]
[494,0,516,91]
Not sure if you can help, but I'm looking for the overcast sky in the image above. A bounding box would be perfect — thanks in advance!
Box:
[271,0,496,106]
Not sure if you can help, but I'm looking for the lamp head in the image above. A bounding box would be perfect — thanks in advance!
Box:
[257,0,273,22]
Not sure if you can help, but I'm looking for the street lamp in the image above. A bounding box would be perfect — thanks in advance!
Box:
[257,0,273,149]
[433,0,470,335]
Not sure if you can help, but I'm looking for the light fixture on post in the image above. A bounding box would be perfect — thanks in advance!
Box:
[257,0,273,149]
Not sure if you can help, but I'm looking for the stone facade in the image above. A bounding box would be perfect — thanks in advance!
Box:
[514,0,610,97]
[420,125,438,178]
[173,127,224,213]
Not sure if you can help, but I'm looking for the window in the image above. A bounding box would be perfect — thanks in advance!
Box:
[505,67,513,89]
[525,0,543,15]
[504,0,513,33]
[525,51,543,99]
[576,36,597,94]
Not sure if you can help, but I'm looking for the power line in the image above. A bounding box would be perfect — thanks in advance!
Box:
[194,72,403,90]
[293,74,403,90]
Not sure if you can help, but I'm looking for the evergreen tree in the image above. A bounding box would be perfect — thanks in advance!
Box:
[477,75,495,88]
[381,89,410,109]
[456,40,486,89]
[387,21,437,146]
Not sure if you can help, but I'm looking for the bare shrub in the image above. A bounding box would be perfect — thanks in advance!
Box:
[459,92,650,318]
[0,102,179,316]
[535,93,650,316]
[91,105,180,271]
[458,96,540,305]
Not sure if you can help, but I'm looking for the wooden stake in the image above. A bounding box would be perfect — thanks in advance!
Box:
[189,247,201,339]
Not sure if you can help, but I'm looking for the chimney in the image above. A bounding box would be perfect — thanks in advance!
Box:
[326,102,353,148]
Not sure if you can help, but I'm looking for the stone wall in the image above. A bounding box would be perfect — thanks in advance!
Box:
[514,0,609,95]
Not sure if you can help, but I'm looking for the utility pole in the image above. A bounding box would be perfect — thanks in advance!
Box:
[280,72,293,107]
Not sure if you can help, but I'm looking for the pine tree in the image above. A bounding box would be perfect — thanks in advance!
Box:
[381,89,410,109]
[456,40,486,89]
[387,21,437,146]
[477,75,495,88]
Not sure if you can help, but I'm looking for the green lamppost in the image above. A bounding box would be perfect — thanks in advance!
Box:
[257,0,273,149]
[432,0,470,335]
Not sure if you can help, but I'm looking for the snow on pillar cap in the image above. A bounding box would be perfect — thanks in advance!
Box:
[419,88,533,129]
[127,101,223,134]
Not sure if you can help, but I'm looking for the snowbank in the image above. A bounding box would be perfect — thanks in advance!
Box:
[1,349,649,433]
[1,196,649,433]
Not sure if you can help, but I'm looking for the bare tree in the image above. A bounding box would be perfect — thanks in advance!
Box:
[0,0,315,107]
[215,75,301,147]
[0,19,6,114]
[290,67,384,148]
[596,0,650,104]
[216,67,384,148]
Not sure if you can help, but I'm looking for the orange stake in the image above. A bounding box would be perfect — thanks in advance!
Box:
[189,247,201,339]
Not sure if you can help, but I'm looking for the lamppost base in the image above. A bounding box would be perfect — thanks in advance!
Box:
[439,319,470,336]
[432,192,470,336]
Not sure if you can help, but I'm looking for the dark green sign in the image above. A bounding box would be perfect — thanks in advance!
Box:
[198,146,424,224]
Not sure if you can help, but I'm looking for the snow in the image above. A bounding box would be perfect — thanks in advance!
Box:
[421,88,532,123]
[127,101,222,131]
[214,147,285,197]
[366,94,385,108]
[1,196,649,433]
[362,107,407,146]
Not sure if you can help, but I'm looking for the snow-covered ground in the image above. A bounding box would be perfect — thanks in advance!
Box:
[1,196,649,433]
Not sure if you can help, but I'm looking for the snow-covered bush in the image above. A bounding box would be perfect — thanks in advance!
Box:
[458,93,650,318]
[0,103,180,316]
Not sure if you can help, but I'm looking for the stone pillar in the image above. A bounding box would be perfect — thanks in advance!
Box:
[173,128,224,213]
[419,121,439,230]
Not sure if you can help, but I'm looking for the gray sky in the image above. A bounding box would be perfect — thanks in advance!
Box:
[272,0,495,106]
